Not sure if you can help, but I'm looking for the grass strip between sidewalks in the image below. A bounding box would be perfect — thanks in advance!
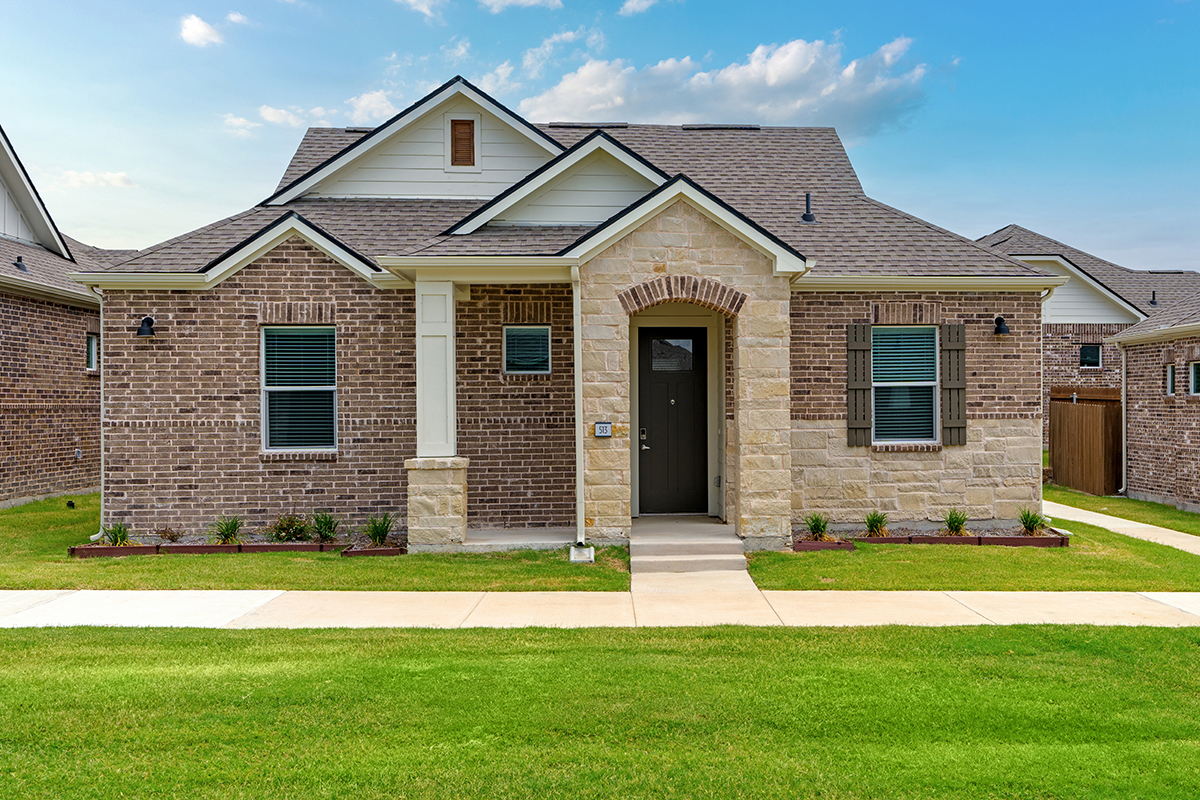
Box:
[1044,483,1200,538]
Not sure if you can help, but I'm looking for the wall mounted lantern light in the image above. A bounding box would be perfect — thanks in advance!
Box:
[993,316,1011,335]
[136,317,156,337]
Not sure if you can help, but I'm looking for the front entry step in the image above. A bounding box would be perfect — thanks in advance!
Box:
[630,540,744,557]
[631,553,748,574]
[628,516,748,577]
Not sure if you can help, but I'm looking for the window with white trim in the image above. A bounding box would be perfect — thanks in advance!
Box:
[1080,344,1101,368]
[1166,364,1176,396]
[503,326,551,374]
[1191,362,1200,396]
[86,333,99,371]
[262,327,337,450]
[872,326,939,443]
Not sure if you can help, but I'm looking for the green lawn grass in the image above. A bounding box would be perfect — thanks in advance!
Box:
[2,626,1198,799]
[1045,483,1200,537]
[0,494,629,591]
[749,519,1200,591]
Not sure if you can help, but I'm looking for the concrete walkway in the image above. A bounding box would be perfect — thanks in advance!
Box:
[1044,501,1200,556]
[3,588,1200,628]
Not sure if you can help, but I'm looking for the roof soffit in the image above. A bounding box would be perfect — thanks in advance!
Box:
[265,77,564,206]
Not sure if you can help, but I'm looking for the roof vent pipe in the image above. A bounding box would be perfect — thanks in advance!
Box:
[13,256,27,273]
[1150,290,1158,307]
[801,193,816,223]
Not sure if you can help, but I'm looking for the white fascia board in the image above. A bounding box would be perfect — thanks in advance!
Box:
[267,82,563,206]
[1009,254,1147,321]
[0,129,71,259]
[561,182,808,278]
[0,274,99,308]
[1107,322,1200,347]
[791,275,1070,292]
[71,217,409,291]
[379,255,576,285]
[452,140,667,235]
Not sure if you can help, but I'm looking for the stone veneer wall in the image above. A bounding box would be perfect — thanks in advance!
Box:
[1125,336,1200,510]
[579,199,792,545]
[456,284,575,528]
[101,238,417,535]
[790,292,1043,524]
[1041,322,1128,446]
[0,290,100,505]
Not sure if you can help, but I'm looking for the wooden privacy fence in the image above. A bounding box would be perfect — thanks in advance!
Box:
[1049,386,1121,496]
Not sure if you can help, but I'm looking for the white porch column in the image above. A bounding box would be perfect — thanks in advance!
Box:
[415,280,456,457]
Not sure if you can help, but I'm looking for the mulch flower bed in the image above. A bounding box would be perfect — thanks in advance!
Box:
[792,526,1069,552]
[69,530,408,558]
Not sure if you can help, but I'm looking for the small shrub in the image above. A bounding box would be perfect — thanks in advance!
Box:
[311,512,341,543]
[864,510,890,537]
[102,521,131,546]
[1018,506,1048,535]
[943,508,969,536]
[804,512,835,542]
[265,512,312,542]
[209,515,244,545]
[154,526,183,543]
[364,513,395,547]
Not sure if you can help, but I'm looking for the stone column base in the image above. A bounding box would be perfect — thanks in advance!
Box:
[738,515,791,551]
[404,457,468,552]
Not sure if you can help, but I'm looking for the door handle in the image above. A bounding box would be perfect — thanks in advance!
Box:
[640,444,650,450]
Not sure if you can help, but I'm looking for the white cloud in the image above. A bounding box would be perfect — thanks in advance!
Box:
[442,37,471,63]
[619,0,657,14]
[59,171,137,189]
[226,11,249,24]
[346,90,399,125]
[476,61,520,95]
[394,0,448,19]
[180,14,222,47]
[222,113,262,137]
[258,105,306,126]
[519,37,928,137]
[479,0,562,12]
[522,28,604,78]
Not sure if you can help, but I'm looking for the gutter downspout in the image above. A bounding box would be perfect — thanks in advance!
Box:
[1119,342,1128,495]
[90,294,106,542]
[571,266,585,546]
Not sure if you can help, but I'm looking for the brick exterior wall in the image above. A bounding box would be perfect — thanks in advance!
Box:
[1125,336,1200,510]
[456,284,575,528]
[1041,323,1129,445]
[0,290,100,504]
[789,292,1044,523]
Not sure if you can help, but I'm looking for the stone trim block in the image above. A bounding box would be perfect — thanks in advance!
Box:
[405,457,469,547]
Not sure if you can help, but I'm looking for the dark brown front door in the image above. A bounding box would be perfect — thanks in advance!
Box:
[638,327,707,513]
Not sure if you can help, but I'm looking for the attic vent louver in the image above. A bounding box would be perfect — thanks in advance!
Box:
[801,193,816,223]
[1150,291,1158,307]
[13,256,27,273]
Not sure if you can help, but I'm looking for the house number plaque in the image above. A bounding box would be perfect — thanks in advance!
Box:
[594,422,612,438]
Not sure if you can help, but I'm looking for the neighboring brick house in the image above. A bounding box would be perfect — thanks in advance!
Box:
[1108,296,1200,511]
[72,76,1066,551]
[0,124,133,506]
[979,225,1200,445]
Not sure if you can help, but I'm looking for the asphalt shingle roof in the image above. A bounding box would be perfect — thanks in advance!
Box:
[0,232,127,302]
[105,123,1050,281]
[979,224,1200,314]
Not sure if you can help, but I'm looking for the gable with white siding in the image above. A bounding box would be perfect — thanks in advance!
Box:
[491,150,658,226]
[1,170,36,243]
[310,97,556,201]
[1018,257,1141,324]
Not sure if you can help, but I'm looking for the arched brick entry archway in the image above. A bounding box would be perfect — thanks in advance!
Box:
[617,276,747,318]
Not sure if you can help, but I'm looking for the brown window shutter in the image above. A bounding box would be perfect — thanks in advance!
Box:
[940,323,967,446]
[450,120,475,166]
[847,323,872,447]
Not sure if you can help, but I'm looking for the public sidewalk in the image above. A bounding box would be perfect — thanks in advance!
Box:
[2,585,1199,629]
[1044,501,1200,556]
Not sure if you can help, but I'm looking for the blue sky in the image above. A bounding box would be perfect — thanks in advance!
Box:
[2,0,1197,270]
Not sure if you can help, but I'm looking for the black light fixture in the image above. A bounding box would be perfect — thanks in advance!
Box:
[136,316,156,337]
[994,315,1011,335]
[13,255,27,273]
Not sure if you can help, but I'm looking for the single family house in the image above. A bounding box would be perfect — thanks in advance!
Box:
[71,77,1066,550]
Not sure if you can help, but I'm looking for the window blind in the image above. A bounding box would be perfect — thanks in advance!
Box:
[268,391,336,448]
[874,386,936,441]
[265,328,335,386]
[872,327,937,383]
[504,327,550,373]
[264,327,336,449]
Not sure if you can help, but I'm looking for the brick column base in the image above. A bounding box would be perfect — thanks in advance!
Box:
[404,457,468,552]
